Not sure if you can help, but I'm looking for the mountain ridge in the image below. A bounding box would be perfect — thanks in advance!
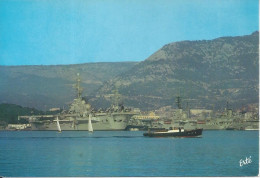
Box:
[94,31,259,110]
[0,32,258,111]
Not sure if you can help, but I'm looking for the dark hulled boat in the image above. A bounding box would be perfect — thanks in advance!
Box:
[143,128,203,137]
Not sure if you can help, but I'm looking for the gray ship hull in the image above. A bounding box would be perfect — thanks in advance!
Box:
[196,123,226,130]
[30,113,135,131]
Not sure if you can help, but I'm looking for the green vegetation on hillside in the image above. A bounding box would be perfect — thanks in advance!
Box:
[0,103,46,125]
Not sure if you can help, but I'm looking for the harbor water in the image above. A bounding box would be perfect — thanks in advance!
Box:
[0,130,259,177]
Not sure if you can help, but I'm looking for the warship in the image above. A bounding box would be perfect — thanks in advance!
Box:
[18,73,139,131]
[126,96,259,131]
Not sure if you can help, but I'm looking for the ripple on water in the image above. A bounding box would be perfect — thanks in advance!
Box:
[0,130,258,176]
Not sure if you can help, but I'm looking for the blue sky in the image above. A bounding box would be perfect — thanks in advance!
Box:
[0,0,258,65]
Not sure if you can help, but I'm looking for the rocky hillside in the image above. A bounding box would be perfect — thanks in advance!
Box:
[0,62,138,110]
[1,32,258,111]
[96,32,259,110]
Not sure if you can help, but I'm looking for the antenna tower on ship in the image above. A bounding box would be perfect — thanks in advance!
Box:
[186,101,190,118]
[113,87,121,107]
[75,73,83,99]
[175,96,182,109]
[175,88,183,109]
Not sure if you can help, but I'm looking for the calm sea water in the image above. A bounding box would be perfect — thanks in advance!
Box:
[0,130,259,177]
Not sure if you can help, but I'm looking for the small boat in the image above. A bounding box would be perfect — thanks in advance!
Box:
[143,127,203,137]
[56,117,62,133]
[88,114,93,132]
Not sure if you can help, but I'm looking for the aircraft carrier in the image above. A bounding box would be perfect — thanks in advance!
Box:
[19,73,139,131]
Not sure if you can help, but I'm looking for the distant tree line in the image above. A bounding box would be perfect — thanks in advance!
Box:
[0,103,58,126]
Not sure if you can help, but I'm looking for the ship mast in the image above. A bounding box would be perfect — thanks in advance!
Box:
[175,89,182,109]
[75,73,83,99]
[112,83,121,108]
[175,96,182,109]
[186,101,190,118]
[114,88,120,106]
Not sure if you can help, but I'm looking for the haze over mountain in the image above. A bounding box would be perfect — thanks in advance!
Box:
[0,62,137,110]
[95,31,259,110]
[0,32,258,111]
